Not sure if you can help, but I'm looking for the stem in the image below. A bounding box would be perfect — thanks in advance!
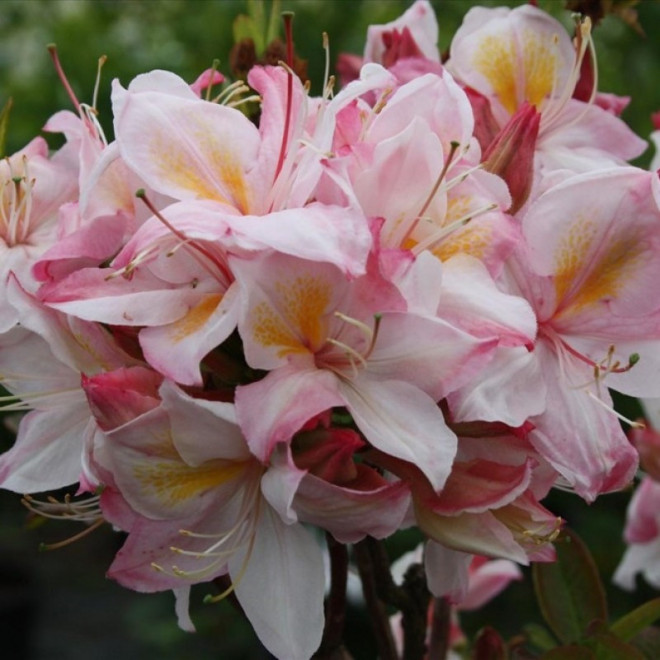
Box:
[315,535,350,658]
[353,539,398,660]
[400,563,431,660]
[428,597,451,660]
[355,537,431,660]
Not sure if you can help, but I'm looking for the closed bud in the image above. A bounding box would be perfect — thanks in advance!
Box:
[482,102,540,215]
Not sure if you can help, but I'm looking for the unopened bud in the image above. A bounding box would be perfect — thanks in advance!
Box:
[482,101,540,215]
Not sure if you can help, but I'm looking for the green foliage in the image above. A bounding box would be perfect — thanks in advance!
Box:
[0,96,12,158]
[533,529,608,645]
[525,528,660,660]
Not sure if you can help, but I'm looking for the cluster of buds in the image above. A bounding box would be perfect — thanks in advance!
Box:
[1,2,659,658]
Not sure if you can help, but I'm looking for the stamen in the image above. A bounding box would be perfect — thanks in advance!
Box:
[135,189,232,286]
[0,386,81,412]
[586,390,645,429]
[327,338,368,370]
[521,517,563,545]
[213,80,250,105]
[400,141,461,247]
[203,531,256,604]
[411,203,496,256]
[227,95,262,109]
[47,44,81,113]
[334,311,374,340]
[37,518,106,551]
[206,59,221,102]
[541,16,594,136]
[322,32,331,100]
[92,55,107,113]
[22,493,103,522]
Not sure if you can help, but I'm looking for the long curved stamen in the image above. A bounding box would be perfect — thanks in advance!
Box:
[22,493,103,522]
[0,386,81,412]
[136,189,232,287]
[411,203,496,256]
[272,12,296,187]
[398,141,461,247]
[586,390,644,429]
[92,55,107,114]
[37,518,106,551]
[541,16,594,137]
[205,59,221,102]
[47,44,81,113]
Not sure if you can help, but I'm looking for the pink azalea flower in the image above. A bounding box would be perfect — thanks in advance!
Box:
[501,167,660,499]
[0,136,77,331]
[614,476,660,590]
[89,379,326,660]
[232,248,497,491]
[0,278,135,492]
[318,67,519,276]
[447,4,646,195]
[337,0,442,85]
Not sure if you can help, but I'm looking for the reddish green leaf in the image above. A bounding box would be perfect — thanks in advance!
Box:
[532,528,607,644]
[630,626,660,659]
[610,598,660,642]
[539,645,594,659]
[585,631,645,660]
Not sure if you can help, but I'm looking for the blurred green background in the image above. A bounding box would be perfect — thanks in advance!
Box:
[1,1,659,658]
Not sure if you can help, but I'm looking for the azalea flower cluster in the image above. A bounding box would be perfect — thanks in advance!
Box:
[1,1,659,658]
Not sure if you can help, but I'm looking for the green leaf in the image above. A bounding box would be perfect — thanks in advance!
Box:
[233,14,257,47]
[584,631,645,660]
[247,0,266,52]
[0,97,13,158]
[610,599,660,642]
[532,528,608,644]
[265,0,281,46]
[523,623,559,653]
[539,645,595,659]
[630,626,660,659]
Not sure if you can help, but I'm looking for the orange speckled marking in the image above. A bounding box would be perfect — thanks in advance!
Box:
[149,114,251,213]
[169,294,223,343]
[554,219,645,312]
[251,275,333,356]
[433,224,491,262]
[472,35,517,115]
[521,29,556,109]
[553,218,597,303]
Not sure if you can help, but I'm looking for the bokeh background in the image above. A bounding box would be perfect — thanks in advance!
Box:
[1,1,660,658]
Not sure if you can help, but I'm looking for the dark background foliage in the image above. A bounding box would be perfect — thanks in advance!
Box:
[0,1,659,658]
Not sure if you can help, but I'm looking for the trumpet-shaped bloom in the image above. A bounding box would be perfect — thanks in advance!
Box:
[233,248,497,491]
[0,137,77,331]
[500,168,660,499]
[91,380,325,660]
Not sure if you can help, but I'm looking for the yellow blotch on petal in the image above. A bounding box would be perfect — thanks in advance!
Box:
[433,224,491,263]
[134,459,248,508]
[553,218,597,304]
[472,29,557,115]
[521,30,557,109]
[472,35,517,115]
[149,119,251,213]
[251,275,333,356]
[557,226,645,314]
[169,294,223,343]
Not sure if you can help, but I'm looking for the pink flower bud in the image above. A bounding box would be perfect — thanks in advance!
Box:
[482,101,540,215]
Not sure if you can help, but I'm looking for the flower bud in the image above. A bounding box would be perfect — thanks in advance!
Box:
[482,101,540,215]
